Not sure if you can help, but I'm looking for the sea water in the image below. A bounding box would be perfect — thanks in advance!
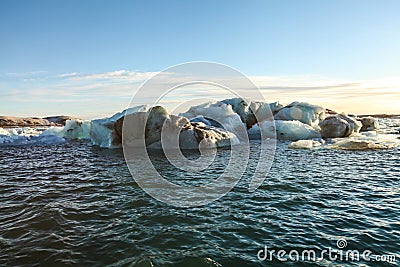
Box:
[0,139,399,266]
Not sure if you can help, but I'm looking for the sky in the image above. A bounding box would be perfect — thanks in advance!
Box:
[1,0,399,119]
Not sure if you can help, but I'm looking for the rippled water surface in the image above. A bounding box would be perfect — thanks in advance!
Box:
[1,141,399,266]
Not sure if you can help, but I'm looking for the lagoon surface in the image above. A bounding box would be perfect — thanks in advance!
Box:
[0,141,399,266]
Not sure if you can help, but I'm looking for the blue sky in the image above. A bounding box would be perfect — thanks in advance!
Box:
[1,0,400,118]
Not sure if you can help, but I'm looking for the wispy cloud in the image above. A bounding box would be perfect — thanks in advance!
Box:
[4,70,48,77]
[57,72,79,78]
[59,70,159,82]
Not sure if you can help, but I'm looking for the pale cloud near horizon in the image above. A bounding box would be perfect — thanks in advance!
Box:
[1,70,399,119]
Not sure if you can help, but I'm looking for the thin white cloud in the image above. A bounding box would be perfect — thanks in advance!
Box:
[57,72,79,78]
[61,70,160,82]
[4,70,48,77]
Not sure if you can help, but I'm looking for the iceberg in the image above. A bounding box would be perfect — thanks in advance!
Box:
[2,99,398,151]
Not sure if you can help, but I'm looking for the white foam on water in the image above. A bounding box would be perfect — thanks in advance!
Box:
[377,117,400,134]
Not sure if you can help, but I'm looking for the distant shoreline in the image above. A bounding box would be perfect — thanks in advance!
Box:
[354,114,400,119]
[0,115,81,128]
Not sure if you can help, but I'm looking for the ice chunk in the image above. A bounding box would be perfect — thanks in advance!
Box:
[121,106,239,150]
[319,113,362,138]
[179,101,247,140]
[253,120,321,141]
[247,124,262,140]
[288,140,323,149]
[90,105,149,148]
[274,101,325,129]
[357,116,379,132]
[221,98,280,128]
[43,120,90,140]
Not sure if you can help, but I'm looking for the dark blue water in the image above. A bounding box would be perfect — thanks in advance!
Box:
[0,141,399,266]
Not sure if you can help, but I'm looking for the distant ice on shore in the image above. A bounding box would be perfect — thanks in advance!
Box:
[0,127,66,145]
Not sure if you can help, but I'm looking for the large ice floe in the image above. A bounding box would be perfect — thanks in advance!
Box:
[1,98,399,151]
[327,131,400,150]
[287,133,400,150]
